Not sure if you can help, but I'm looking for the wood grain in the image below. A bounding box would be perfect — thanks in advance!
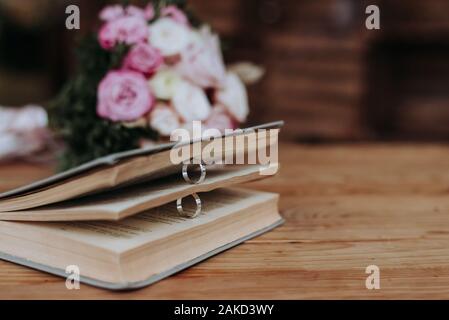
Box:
[2,143,449,299]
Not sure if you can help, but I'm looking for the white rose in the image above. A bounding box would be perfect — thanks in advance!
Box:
[172,81,211,122]
[149,18,190,56]
[148,103,181,136]
[149,69,183,100]
[215,72,249,122]
[176,26,227,89]
[187,29,204,48]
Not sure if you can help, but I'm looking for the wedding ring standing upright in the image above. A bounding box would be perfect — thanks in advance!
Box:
[178,161,206,218]
[182,161,207,184]
[176,193,202,219]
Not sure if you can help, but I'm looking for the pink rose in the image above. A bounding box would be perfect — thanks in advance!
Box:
[99,5,125,21]
[126,5,155,20]
[99,4,154,21]
[177,27,226,88]
[99,16,148,50]
[144,3,155,20]
[161,5,189,26]
[204,105,236,133]
[124,5,145,19]
[97,70,154,122]
[123,43,162,77]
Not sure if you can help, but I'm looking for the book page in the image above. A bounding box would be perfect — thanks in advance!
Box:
[18,189,276,253]
[0,122,282,200]
[0,164,270,221]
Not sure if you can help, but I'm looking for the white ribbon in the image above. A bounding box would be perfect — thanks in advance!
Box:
[0,105,50,161]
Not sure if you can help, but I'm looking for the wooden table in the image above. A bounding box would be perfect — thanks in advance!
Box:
[2,143,449,299]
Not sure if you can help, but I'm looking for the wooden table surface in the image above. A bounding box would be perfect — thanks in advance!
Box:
[1,143,449,299]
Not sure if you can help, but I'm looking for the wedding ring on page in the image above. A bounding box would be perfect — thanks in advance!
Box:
[182,161,207,185]
[176,193,202,219]
[177,160,207,218]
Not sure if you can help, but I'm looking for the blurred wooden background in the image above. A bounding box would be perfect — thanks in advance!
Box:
[0,0,448,142]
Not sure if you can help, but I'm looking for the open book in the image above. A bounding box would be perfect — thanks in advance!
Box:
[0,121,283,289]
[0,189,282,290]
[0,121,282,214]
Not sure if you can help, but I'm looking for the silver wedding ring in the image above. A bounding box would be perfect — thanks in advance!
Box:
[176,193,202,219]
[182,161,207,184]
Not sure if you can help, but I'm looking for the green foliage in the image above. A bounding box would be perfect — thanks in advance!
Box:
[49,35,157,171]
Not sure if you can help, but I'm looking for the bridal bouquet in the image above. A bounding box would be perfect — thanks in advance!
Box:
[51,0,263,169]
